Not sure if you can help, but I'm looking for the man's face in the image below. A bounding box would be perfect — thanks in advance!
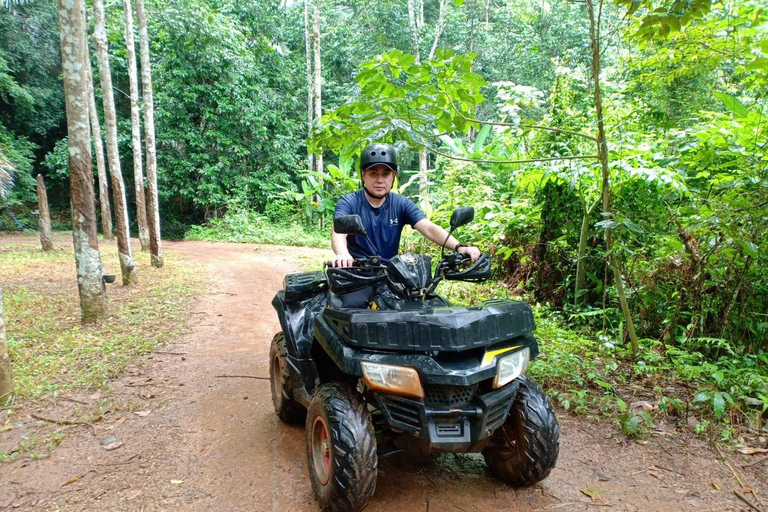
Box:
[362,164,396,199]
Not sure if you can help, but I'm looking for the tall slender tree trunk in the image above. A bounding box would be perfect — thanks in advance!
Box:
[93,0,137,285]
[135,0,163,268]
[36,174,53,251]
[409,0,447,218]
[304,0,314,175]
[587,0,638,355]
[312,3,322,176]
[123,0,149,251]
[85,53,112,240]
[575,198,598,306]
[58,0,109,322]
[0,287,13,403]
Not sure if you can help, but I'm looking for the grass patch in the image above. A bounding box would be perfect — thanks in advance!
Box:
[185,210,329,247]
[1,239,205,402]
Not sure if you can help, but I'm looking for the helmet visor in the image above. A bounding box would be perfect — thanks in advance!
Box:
[362,162,397,173]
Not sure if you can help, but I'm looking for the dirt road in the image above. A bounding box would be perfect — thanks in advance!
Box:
[0,240,764,511]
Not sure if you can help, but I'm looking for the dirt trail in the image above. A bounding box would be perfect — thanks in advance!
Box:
[0,240,764,511]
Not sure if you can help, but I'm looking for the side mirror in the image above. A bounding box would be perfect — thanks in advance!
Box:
[450,207,474,230]
[334,215,367,236]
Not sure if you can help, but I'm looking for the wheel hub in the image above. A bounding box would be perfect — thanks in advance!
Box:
[311,417,331,485]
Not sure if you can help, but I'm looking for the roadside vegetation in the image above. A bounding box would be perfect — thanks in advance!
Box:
[0,239,204,459]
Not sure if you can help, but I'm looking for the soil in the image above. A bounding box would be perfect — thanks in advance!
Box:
[1,239,766,511]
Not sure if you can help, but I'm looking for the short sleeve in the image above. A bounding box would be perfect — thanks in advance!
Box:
[334,194,354,219]
[400,196,426,227]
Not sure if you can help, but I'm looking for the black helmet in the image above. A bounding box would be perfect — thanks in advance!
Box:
[360,143,398,173]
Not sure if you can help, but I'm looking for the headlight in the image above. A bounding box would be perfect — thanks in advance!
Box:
[361,362,424,399]
[493,347,530,389]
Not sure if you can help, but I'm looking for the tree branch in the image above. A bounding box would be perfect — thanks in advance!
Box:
[448,99,598,142]
[420,144,600,165]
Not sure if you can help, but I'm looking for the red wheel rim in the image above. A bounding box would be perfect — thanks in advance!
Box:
[311,417,331,485]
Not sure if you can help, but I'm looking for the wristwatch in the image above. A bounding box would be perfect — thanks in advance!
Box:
[454,242,467,252]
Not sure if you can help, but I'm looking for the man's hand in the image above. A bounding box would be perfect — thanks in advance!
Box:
[332,252,355,268]
[458,245,482,262]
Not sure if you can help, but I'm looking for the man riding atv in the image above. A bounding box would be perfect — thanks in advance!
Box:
[269,142,560,512]
[331,142,481,267]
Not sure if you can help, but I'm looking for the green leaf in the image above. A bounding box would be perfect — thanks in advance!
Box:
[714,92,749,118]
[742,241,758,258]
[747,58,768,70]
[473,124,491,153]
[713,392,725,419]
[436,47,455,60]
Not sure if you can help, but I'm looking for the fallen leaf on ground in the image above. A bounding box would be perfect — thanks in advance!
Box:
[111,417,126,429]
[580,488,603,502]
[62,477,80,487]
[170,479,184,485]
[738,447,768,455]
[134,410,151,417]
[0,426,12,433]
[712,482,720,490]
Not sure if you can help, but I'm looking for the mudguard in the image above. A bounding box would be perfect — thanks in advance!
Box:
[320,299,535,352]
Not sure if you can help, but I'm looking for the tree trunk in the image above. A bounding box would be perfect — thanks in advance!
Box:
[0,287,14,403]
[587,0,638,355]
[312,3,322,176]
[575,198,598,306]
[58,0,109,322]
[427,0,447,61]
[93,0,137,285]
[407,0,421,63]
[304,0,314,175]
[36,174,53,251]
[135,0,163,268]
[85,49,112,240]
[123,0,149,251]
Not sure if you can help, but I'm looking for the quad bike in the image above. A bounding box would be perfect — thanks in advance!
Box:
[270,207,559,512]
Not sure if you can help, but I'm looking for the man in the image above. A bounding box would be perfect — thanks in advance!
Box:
[332,142,481,268]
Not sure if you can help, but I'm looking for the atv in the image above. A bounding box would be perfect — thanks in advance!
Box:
[270,207,559,512]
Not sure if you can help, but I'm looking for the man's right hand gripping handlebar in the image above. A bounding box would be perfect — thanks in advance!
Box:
[331,252,356,268]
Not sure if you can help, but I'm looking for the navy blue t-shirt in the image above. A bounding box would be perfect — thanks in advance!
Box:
[334,189,426,262]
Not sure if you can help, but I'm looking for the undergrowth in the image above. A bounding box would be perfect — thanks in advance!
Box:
[185,210,329,247]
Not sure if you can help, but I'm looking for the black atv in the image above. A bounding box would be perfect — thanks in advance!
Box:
[270,207,559,512]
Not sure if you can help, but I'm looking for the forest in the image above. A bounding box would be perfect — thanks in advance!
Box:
[1,0,767,443]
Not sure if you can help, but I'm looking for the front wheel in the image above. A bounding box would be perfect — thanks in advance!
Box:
[306,383,377,512]
[482,375,560,486]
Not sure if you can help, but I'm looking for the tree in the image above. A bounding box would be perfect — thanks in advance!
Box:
[304,0,313,175]
[135,0,163,267]
[84,44,112,240]
[58,0,109,321]
[0,286,12,403]
[0,165,13,401]
[93,0,136,285]
[123,0,149,251]
[408,0,449,216]
[586,0,638,355]
[312,2,322,176]
[36,173,53,251]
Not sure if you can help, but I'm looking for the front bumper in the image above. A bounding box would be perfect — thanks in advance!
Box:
[374,379,521,452]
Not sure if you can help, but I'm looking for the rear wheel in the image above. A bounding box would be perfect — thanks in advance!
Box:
[269,332,305,424]
[306,383,377,512]
[483,375,560,486]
